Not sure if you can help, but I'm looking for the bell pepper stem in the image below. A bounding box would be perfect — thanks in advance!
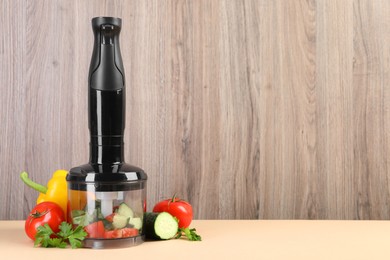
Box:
[20,171,48,194]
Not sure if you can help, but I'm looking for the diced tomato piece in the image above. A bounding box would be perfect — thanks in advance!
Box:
[103,228,138,239]
[104,229,123,239]
[84,221,105,238]
[122,228,138,238]
[105,213,116,222]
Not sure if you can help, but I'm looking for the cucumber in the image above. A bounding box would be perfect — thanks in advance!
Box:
[144,212,178,240]
[128,217,142,230]
[112,214,129,229]
[117,203,134,218]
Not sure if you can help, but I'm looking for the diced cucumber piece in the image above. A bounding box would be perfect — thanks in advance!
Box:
[129,217,142,230]
[144,212,178,240]
[112,214,129,229]
[117,203,134,218]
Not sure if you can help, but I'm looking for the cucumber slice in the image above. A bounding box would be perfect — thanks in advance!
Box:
[144,212,178,240]
[117,203,134,218]
[128,217,142,230]
[112,214,129,229]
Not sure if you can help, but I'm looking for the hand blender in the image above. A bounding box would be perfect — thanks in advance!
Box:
[66,17,147,249]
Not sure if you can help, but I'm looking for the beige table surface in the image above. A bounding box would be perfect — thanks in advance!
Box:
[1,220,390,259]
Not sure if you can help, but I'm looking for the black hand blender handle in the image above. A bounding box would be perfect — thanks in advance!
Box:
[88,17,125,165]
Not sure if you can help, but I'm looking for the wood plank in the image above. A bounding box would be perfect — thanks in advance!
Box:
[0,0,27,219]
[353,0,390,219]
[0,0,389,220]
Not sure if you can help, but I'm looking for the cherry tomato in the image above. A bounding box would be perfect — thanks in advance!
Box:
[153,196,193,228]
[25,201,65,240]
[84,221,105,238]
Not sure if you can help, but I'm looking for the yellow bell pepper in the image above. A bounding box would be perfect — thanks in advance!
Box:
[20,170,68,217]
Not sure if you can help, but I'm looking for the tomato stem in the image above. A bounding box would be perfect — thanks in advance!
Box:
[30,209,48,218]
[171,193,177,203]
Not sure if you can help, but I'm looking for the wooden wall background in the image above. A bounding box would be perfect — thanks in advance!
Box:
[0,0,389,220]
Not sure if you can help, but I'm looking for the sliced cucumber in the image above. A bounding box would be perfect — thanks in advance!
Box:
[112,214,129,229]
[128,217,142,230]
[144,212,178,240]
[117,203,134,218]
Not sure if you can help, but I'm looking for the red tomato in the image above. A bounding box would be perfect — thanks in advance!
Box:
[25,202,65,240]
[84,221,105,238]
[153,196,193,228]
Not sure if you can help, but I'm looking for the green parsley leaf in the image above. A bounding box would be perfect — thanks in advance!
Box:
[34,222,87,249]
[48,238,67,248]
[176,227,202,241]
[34,224,54,247]
[68,237,82,249]
[57,222,73,238]
[66,225,87,249]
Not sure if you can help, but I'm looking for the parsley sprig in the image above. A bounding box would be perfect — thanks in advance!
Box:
[34,222,87,249]
[175,227,202,241]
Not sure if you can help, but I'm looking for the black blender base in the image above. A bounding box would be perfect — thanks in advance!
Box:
[83,235,145,249]
[67,17,148,249]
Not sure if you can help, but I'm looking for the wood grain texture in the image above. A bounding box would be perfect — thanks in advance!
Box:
[0,0,389,220]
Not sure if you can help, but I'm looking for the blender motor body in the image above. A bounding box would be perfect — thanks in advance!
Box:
[66,17,147,249]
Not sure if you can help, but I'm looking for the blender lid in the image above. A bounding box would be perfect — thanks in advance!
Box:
[67,163,147,191]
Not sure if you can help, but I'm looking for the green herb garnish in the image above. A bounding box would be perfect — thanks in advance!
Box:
[34,222,87,249]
